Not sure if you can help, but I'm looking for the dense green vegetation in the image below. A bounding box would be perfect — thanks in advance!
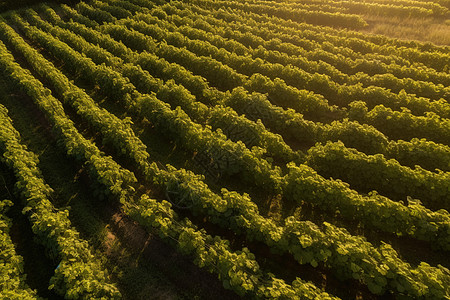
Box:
[0,0,449,299]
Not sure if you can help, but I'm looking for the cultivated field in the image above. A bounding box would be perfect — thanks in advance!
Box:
[0,0,449,299]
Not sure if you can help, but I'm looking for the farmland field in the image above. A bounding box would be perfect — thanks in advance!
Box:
[0,0,449,299]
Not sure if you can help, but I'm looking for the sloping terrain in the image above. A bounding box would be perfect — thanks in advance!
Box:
[0,0,449,299]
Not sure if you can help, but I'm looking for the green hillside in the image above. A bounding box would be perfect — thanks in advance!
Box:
[0,0,449,299]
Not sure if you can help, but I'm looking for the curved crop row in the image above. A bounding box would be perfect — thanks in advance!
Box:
[7,15,450,298]
[0,33,323,299]
[306,141,450,211]
[183,0,369,29]
[24,8,299,164]
[41,4,450,175]
[172,1,450,86]
[1,16,344,298]
[125,195,338,299]
[349,101,450,146]
[196,0,450,68]
[0,60,122,298]
[100,10,450,119]
[0,198,38,300]
[258,0,445,17]
[137,3,450,101]
[11,12,283,192]
[50,3,343,123]
[12,13,450,254]
[93,16,450,148]
[180,0,450,72]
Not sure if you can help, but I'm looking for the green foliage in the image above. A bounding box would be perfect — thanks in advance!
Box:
[0,36,121,300]
[1,0,450,299]
[0,199,38,299]
[306,141,450,211]
[125,195,339,299]
[114,10,450,118]
[349,101,450,146]
[284,162,450,251]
